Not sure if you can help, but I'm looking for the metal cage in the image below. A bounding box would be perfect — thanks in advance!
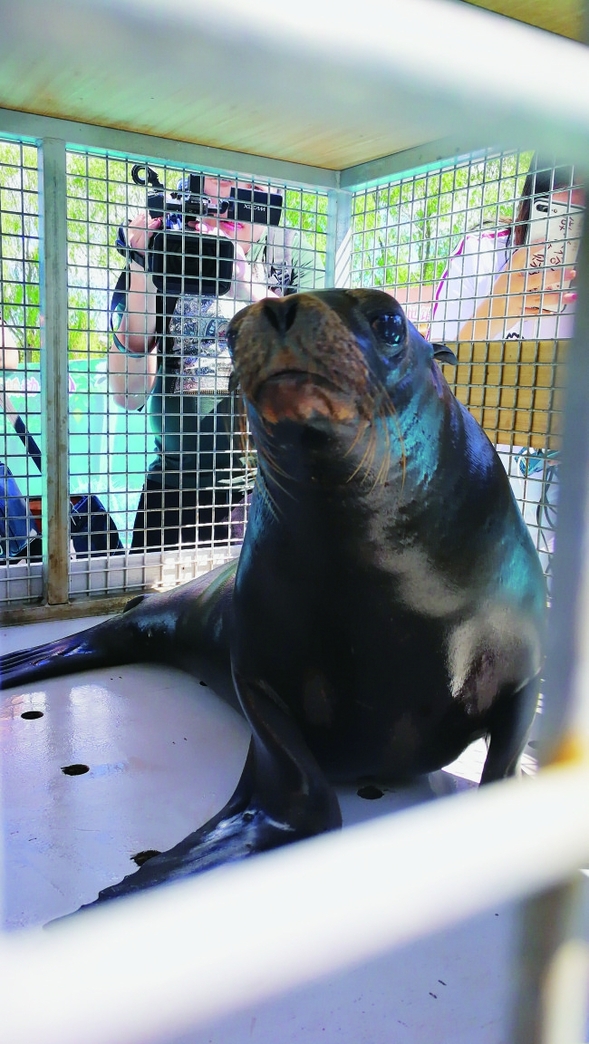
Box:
[1,2,589,1043]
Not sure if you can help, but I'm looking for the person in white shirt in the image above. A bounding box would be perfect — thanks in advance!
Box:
[429,156,584,592]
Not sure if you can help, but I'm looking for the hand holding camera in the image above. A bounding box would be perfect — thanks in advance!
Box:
[116,165,283,297]
[125,211,164,258]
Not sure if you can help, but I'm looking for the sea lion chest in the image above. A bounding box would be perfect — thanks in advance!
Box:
[227,289,545,782]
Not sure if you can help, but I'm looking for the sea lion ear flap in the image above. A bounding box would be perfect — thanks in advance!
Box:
[432,342,458,366]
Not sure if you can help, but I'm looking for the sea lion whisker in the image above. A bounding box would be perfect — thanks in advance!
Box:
[373,419,392,491]
[346,430,376,485]
[359,427,381,488]
[344,418,369,459]
[256,438,301,507]
[366,425,390,494]
[255,444,295,505]
[253,425,298,484]
[255,472,283,523]
[349,388,398,493]
[258,441,292,482]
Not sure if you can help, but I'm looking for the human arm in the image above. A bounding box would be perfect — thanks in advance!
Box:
[0,317,20,371]
[457,246,576,341]
[233,238,282,302]
[429,234,503,342]
[107,213,162,410]
[291,237,317,292]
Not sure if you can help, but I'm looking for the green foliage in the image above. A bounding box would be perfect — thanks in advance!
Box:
[351,150,534,292]
[0,142,40,350]
[1,140,537,363]
[284,188,328,261]
[1,144,332,364]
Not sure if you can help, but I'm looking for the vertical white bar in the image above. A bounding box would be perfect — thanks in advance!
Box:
[542,210,589,756]
[325,187,352,288]
[511,881,589,1044]
[38,136,69,604]
[511,178,589,1044]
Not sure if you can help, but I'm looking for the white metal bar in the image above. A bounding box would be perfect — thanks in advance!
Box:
[38,138,70,604]
[324,189,352,288]
[510,164,589,1042]
[543,212,589,759]
[137,0,589,163]
[12,0,589,162]
[511,881,589,1044]
[2,0,589,173]
[1,763,589,1044]
[341,141,495,191]
[0,108,339,191]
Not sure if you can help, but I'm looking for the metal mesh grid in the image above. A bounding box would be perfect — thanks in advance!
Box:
[0,138,41,607]
[1,137,581,609]
[351,148,583,593]
[0,144,328,608]
[64,152,327,601]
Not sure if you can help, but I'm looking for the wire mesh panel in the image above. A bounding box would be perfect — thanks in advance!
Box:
[2,135,580,610]
[0,138,41,609]
[351,148,583,594]
[64,150,327,601]
[0,140,328,610]
[65,150,146,600]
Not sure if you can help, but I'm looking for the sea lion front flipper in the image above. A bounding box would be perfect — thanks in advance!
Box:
[479,673,542,784]
[0,560,238,694]
[0,617,137,691]
[76,674,342,909]
[80,744,259,907]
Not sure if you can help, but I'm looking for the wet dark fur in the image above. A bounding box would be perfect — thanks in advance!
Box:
[0,289,546,911]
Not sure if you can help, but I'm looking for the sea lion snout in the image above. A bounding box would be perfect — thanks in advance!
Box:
[260,296,299,336]
[229,292,375,425]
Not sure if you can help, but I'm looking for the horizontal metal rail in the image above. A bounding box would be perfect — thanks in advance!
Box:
[1,762,589,1044]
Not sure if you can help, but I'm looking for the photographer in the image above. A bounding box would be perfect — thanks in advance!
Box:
[109,172,314,551]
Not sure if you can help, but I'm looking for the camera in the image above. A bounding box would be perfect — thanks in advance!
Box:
[140,166,283,229]
[116,165,283,296]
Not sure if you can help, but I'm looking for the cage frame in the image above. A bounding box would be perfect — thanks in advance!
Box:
[1,3,589,1042]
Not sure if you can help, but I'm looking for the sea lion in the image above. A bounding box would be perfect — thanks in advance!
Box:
[0,289,546,909]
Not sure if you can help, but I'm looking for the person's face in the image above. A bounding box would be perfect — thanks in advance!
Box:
[190,177,269,252]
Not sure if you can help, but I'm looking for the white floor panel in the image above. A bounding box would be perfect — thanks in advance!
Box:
[0,615,548,1043]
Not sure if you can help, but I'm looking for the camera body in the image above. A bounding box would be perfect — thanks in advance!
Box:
[147,171,283,230]
[116,166,283,295]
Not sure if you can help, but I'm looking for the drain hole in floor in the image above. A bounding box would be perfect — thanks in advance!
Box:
[357,785,384,800]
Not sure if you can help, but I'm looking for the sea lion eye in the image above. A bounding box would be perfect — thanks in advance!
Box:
[371,312,405,348]
[226,325,238,354]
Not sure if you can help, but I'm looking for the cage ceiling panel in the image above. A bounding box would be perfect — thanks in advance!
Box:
[0,0,587,171]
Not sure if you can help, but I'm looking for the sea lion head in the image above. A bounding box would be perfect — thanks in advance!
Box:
[227,289,458,498]
[227,289,454,430]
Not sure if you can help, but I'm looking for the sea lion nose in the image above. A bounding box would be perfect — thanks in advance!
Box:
[263,297,299,336]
